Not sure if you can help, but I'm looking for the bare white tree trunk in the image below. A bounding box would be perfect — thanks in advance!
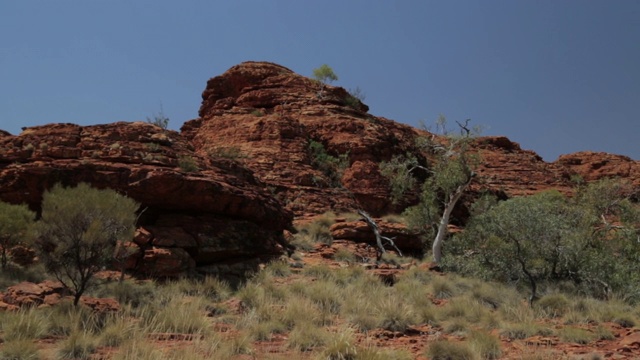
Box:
[432,177,473,264]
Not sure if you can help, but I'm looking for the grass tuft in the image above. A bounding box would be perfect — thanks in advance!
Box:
[0,339,41,360]
[426,339,475,360]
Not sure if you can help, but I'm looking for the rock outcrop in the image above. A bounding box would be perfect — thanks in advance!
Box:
[182,61,425,218]
[555,151,640,188]
[1,61,638,278]
[1,280,119,312]
[0,121,293,277]
[182,61,615,220]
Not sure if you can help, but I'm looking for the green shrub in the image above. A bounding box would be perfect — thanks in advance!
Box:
[426,340,475,360]
[312,64,338,85]
[0,201,35,270]
[178,155,199,172]
[308,140,348,187]
[33,183,139,306]
[146,109,170,129]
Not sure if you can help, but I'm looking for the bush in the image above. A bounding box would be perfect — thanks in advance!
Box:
[146,109,169,129]
[33,183,139,306]
[308,141,348,187]
[312,64,338,85]
[178,155,199,172]
[0,201,35,270]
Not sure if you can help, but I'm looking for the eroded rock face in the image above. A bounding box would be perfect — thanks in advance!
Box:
[330,219,423,253]
[555,151,640,188]
[2,61,638,279]
[0,121,292,277]
[1,281,119,312]
[182,61,432,217]
[182,61,608,220]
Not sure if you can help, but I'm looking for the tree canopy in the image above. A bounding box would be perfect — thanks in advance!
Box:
[33,183,139,305]
[0,201,35,269]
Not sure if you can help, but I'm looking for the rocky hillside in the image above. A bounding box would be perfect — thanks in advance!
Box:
[182,61,639,216]
[1,61,638,276]
[0,122,292,280]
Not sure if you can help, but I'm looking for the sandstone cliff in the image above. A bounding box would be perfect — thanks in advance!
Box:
[1,61,638,275]
[0,121,292,278]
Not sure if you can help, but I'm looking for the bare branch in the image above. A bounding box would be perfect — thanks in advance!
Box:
[357,210,403,260]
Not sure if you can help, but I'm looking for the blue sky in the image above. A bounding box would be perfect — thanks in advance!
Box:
[1,1,638,161]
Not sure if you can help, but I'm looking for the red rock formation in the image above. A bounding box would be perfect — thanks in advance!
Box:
[182,61,430,217]
[0,121,292,277]
[181,61,602,220]
[555,151,640,188]
[2,280,119,312]
[2,61,638,279]
[330,219,423,252]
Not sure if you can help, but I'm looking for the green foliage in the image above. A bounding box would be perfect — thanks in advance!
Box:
[343,87,366,111]
[178,155,200,172]
[312,64,338,84]
[33,183,139,305]
[444,178,640,302]
[0,201,35,269]
[379,154,421,204]
[389,116,477,263]
[308,140,349,187]
[146,108,170,129]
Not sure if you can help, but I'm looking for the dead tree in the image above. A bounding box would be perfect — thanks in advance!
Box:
[357,210,403,261]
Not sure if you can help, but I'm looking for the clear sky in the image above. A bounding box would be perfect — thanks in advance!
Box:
[1,1,638,161]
